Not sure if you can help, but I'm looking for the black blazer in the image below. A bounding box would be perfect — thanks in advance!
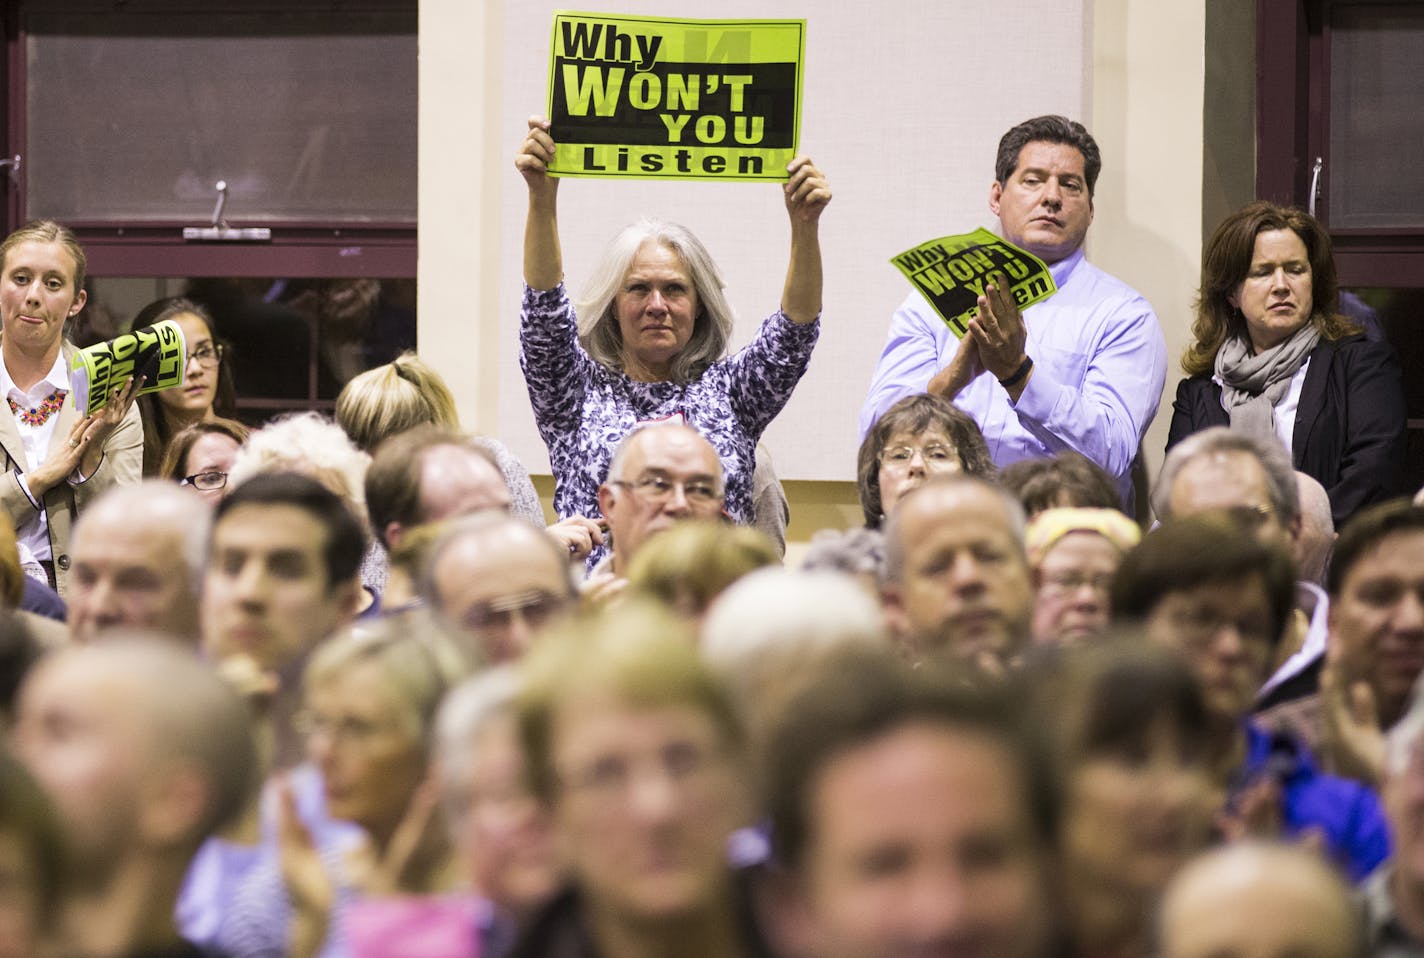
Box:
[1166,333,1406,526]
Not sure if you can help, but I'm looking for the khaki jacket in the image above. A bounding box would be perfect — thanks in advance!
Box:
[0,341,144,596]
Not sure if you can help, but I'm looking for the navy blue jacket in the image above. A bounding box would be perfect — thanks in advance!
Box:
[1167,333,1406,527]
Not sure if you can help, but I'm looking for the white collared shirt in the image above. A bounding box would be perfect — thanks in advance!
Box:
[1273,358,1311,456]
[0,351,71,562]
[1257,581,1330,700]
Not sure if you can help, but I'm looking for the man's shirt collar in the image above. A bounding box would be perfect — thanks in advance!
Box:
[1048,245,1087,286]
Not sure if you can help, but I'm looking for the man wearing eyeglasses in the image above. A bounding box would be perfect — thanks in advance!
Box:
[590,423,726,592]
[421,512,577,665]
[1153,427,1328,730]
[1111,513,1389,882]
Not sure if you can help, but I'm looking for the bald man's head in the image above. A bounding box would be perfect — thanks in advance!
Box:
[881,476,1032,665]
[1294,472,1336,587]
[365,427,511,550]
[1160,842,1360,958]
[68,482,210,644]
[598,424,726,573]
[13,637,257,873]
[422,513,575,665]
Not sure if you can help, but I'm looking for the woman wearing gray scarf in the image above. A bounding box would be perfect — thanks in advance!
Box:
[1166,201,1405,526]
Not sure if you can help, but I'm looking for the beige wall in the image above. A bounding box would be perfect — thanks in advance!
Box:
[492,0,1088,482]
[419,1,1214,546]
[1087,0,1207,488]
[417,0,503,436]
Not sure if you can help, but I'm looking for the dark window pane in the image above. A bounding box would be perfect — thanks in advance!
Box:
[77,276,416,423]
[1328,6,1424,228]
[25,9,416,225]
[1344,286,1424,493]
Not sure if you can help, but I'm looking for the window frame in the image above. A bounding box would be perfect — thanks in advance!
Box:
[2,0,417,279]
[1256,0,1424,283]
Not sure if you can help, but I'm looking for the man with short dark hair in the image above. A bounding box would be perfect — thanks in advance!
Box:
[179,474,370,948]
[881,475,1033,667]
[1361,680,1424,955]
[13,636,257,958]
[200,472,365,766]
[765,645,1059,958]
[998,449,1123,517]
[860,115,1166,502]
[1316,499,1424,789]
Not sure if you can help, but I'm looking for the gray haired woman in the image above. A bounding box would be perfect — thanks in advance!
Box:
[514,115,831,567]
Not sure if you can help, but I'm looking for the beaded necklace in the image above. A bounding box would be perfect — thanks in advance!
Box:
[8,388,66,428]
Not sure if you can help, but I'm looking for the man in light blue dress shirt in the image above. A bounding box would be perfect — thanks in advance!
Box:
[860,116,1166,504]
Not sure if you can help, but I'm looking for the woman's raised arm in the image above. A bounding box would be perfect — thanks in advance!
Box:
[780,155,832,325]
[516,115,564,291]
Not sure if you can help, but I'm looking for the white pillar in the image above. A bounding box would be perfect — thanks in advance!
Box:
[418,0,505,434]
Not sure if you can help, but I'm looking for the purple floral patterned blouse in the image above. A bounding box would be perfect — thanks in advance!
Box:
[520,283,818,563]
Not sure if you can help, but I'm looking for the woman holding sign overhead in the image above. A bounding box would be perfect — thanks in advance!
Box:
[0,221,142,593]
[515,116,830,566]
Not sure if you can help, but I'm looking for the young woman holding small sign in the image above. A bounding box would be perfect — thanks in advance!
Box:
[0,221,142,593]
[134,296,237,477]
[514,115,830,568]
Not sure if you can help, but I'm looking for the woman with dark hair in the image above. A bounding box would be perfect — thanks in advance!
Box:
[855,392,994,527]
[159,417,250,504]
[515,117,830,568]
[1025,640,1215,958]
[133,297,237,476]
[1112,513,1389,881]
[1167,201,1405,524]
[999,450,1123,518]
